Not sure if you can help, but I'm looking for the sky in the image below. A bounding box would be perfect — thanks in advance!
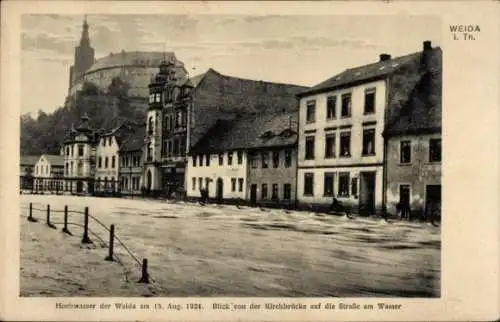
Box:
[21,14,441,116]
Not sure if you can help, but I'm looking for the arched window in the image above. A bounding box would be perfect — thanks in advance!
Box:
[111,156,116,168]
[98,157,102,168]
[147,143,152,161]
[148,116,154,134]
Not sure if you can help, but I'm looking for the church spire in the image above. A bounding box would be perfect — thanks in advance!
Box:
[80,15,90,47]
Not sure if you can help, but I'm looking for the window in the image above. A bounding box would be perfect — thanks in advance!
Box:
[148,116,154,134]
[231,178,236,192]
[105,156,109,168]
[338,172,350,197]
[98,157,102,168]
[111,156,116,168]
[351,177,358,197]
[198,177,203,190]
[400,141,411,164]
[198,155,203,167]
[340,132,351,157]
[205,154,210,166]
[77,161,83,176]
[218,153,224,166]
[109,137,112,146]
[228,152,233,166]
[362,129,376,156]
[341,93,352,117]
[238,178,244,192]
[325,133,336,158]
[250,152,258,168]
[147,143,152,161]
[261,184,268,199]
[306,100,316,123]
[237,151,243,164]
[66,147,70,155]
[283,184,291,200]
[192,156,197,167]
[305,136,315,160]
[364,88,376,114]
[272,151,279,168]
[205,178,210,190]
[324,172,335,196]
[327,96,336,119]
[103,138,106,147]
[261,152,269,168]
[155,93,161,103]
[192,177,196,190]
[285,149,292,168]
[272,184,278,200]
[173,139,179,156]
[429,138,442,162]
[304,173,314,196]
[78,144,84,156]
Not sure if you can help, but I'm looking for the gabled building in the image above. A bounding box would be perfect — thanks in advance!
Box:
[384,45,442,221]
[20,155,39,190]
[119,126,145,195]
[143,66,308,196]
[94,118,144,193]
[187,112,298,206]
[296,41,441,216]
[33,154,65,191]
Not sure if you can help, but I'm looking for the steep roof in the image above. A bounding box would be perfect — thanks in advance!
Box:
[119,126,146,152]
[384,48,442,136]
[42,154,65,167]
[298,51,423,97]
[188,72,206,87]
[190,112,298,154]
[20,155,40,166]
[101,118,145,147]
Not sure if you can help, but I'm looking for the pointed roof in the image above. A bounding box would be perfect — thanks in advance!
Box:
[21,155,40,166]
[41,154,65,167]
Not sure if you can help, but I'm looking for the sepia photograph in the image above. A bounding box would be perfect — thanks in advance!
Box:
[18,13,442,298]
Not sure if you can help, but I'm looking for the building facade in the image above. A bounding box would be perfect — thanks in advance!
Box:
[297,41,441,216]
[119,127,145,195]
[384,44,442,220]
[187,113,298,205]
[143,66,307,197]
[20,155,39,190]
[33,154,65,191]
[95,133,120,192]
[63,114,98,193]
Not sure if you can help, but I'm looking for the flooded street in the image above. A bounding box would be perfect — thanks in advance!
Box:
[20,194,440,297]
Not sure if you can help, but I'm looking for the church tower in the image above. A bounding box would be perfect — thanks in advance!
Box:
[69,15,95,89]
[142,58,177,192]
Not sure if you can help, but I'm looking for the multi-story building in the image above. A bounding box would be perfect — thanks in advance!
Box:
[33,154,65,191]
[296,41,441,216]
[63,114,98,193]
[384,45,442,221]
[119,127,145,195]
[143,66,307,196]
[186,112,298,206]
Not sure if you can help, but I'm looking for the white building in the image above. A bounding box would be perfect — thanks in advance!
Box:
[63,114,97,193]
[296,41,437,215]
[34,154,65,191]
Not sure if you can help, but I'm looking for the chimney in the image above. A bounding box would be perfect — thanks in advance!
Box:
[379,53,391,62]
[423,40,432,51]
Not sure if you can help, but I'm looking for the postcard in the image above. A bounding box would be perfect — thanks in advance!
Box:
[1,1,499,321]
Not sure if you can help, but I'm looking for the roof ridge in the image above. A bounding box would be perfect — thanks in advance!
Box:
[212,68,309,89]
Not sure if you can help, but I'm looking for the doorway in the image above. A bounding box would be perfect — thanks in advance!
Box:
[425,185,441,222]
[146,170,152,190]
[250,184,257,204]
[359,171,376,216]
[76,181,83,193]
[216,178,223,201]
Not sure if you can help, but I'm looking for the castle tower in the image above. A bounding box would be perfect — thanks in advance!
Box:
[142,58,177,192]
[69,15,95,90]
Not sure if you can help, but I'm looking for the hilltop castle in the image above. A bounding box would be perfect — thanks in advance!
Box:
[67,16,187,98]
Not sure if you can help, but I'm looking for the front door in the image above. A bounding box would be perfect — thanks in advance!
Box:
[250,184,257,204]
[425,185,441,222]
[216,178,223,201]
[359,172,376,216]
